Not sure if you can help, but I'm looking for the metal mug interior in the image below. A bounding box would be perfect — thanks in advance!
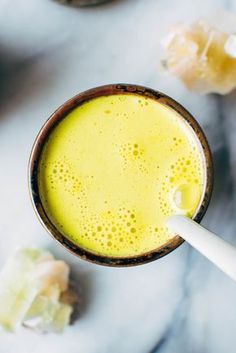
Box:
[28,84,213,267]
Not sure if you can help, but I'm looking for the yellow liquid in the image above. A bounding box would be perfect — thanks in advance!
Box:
[38,94,205,257]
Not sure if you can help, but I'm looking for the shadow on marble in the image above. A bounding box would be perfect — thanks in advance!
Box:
[0,44,60,119]
[211,144,233,206]
[197,94,234,208]
[69,266,96,319]
[201,93,236,247]
[223,88,236,107]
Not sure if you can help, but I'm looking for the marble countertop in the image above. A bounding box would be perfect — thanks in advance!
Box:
[1,0,236,352]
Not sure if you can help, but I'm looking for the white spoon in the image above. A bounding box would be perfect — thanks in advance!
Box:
[167,215,236,281]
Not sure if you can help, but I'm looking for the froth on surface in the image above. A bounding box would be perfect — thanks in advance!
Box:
[38,94,205,257]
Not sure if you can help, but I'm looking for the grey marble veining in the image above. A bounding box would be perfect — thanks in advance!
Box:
[0,0,236,352]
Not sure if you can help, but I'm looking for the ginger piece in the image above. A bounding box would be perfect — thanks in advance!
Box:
[0,248,79,333]
[161,16,236,94]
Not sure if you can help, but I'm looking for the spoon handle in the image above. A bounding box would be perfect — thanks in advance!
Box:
[167,215,236,281]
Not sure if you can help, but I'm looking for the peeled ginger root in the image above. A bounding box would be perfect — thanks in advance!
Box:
[0,248,79,333]
[161,14,236,94]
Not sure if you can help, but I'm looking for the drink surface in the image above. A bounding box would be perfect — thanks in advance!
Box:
[38,94,205,257]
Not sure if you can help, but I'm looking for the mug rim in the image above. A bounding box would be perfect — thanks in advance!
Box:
[28,83,214,267]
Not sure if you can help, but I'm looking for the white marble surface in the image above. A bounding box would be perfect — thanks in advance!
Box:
[1,0,236,352]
